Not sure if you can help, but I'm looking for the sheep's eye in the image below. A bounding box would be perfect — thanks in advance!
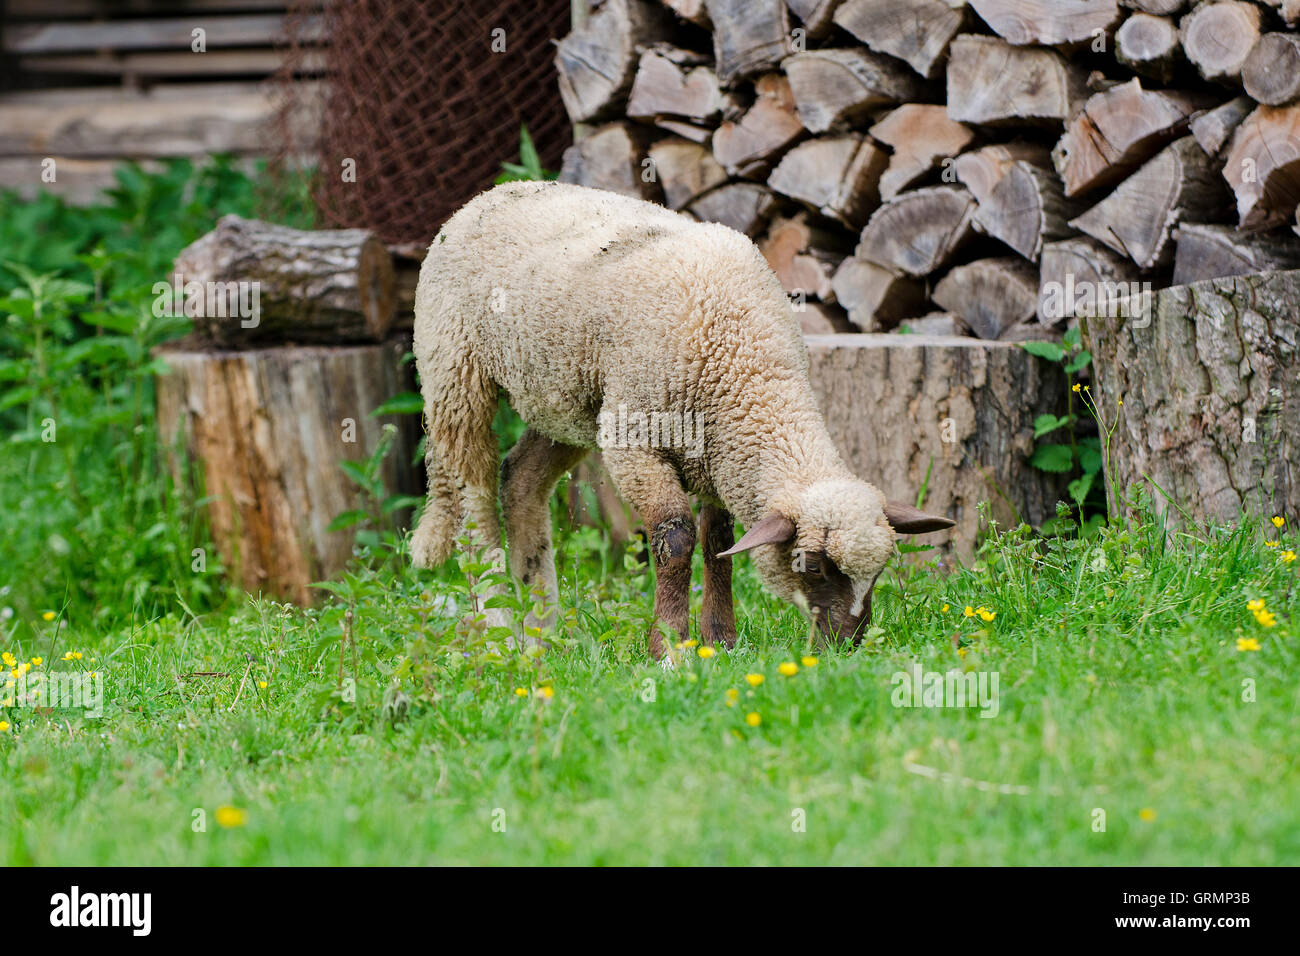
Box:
[802,553,829,577]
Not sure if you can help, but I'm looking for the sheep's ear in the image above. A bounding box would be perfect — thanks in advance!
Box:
[718,514,796,556]
[884,501,955,535]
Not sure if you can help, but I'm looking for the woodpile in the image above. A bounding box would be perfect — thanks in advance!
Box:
[556,0,1300,338]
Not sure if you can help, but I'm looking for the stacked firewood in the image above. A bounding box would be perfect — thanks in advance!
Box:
[554,0,1300,339]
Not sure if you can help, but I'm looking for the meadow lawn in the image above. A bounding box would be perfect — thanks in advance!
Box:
[2,509,1297,866]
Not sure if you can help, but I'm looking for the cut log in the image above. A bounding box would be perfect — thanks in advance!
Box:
[870,104,974,199]
[1081,269,1300,526]
[1052,79,1205,196]
[830,257,928,330]
[953,141,1052,203]
[1242,33,1300,107]
[1069,136,1227,269]
[781,48,926,134]
[1222,104,1300,230]
[705,0,790,85]
[1121,0,1186,13]
[804,334,1070,557]
[647,137,730,208]
[946,35,1088,126]
[797,301,857,334]
[169,215,395,348]
[833,0,966,78]
[155,341,421,605]
[856,185,977,275]
[759,213,850,301]
[1037,237,1141,326]
[662,0,711,26]
[655,118,715,143]
[1178,0,1260,85]
[1115,13,1182,83]
[626,45,726,123]
[967,0,1120,46]
[900,312,968,335]
[686,182,779,235]
[555,0,674,123]
[932,257,1038,339]
[972,159,1075,260]
[559,122,661,200]
[1190,95,1255,155]
[766,134,889,226]
[711,74,805,176]
[787,0,845,37]
[1172,222,1300,285]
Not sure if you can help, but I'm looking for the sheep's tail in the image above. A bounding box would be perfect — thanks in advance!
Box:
[410,444,460,569]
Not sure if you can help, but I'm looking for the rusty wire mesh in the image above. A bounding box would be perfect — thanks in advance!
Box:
[274,0,573,246]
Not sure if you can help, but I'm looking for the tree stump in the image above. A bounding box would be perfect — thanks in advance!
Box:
[1082,269,1300,527]
[805,334,1070,558]
[155,341,421,605]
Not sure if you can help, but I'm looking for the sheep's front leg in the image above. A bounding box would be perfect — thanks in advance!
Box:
[699,504,737,648]
[600,447,694,661]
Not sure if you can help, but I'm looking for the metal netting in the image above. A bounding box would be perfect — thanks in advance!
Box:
[275,0,573,246]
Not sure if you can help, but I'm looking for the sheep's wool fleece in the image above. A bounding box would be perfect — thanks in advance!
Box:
[414,180,896,578]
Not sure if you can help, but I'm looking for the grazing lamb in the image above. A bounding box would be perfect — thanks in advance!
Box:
[411,181,953,658]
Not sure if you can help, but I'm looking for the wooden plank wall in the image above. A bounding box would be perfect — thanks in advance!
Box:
[0,0,325,202]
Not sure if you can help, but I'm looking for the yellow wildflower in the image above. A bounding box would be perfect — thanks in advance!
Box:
[800,656,818,668]
[778,662,798,677]
[1139,808,1156,822]
[745,712,761,727]
[514,687,527,697]
[1272,516,1286,528]
[1265,540,1279,548]
[257,681,267,689]
[537,686,555,699]
[977,607,996,622]
[41,611,55,622]
[963,606,975,618]
[30,657,41,667]
[745,673,764,687]
[1282,550,1296,564]
[0,721,9,733]
[215,805,247,828]
[1252,609,1276,628]
[1071,384,1081,393]
[682,639,699,649]
[697,646,716,659]
[1247,598,1266,612]
[725,688,739,707]
[941,603,950,613]
[1237,637,1261,652]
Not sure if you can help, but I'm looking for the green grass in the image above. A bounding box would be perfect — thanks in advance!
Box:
[2,510,1297,865]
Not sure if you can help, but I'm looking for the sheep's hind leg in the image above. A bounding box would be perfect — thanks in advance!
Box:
[699,504,738,648]
[600,446,695,662]
[500,429,588,639]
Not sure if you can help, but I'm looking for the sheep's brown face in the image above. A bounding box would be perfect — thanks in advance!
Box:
[721,481,955,647]
[793,549,880,645]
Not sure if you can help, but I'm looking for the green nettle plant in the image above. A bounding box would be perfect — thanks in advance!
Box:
[1021,327,1107,535]
[494,126,558,184]
[0,157,311,632]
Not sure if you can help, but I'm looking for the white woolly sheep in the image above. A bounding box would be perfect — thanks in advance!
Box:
[411,181,952,658]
